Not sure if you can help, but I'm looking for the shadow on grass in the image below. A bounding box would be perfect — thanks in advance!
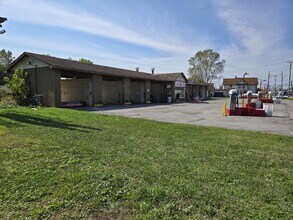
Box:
[0,112,101,133]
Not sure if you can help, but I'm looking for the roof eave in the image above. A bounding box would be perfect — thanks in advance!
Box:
[5,52,52,72]
[54,65,167,81]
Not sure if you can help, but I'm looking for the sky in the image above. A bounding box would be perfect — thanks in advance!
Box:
[1,0,292,88]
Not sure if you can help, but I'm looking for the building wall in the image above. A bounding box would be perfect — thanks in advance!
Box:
[162,82,174,102]
[186,84,208,100]
[102,78,123,104]
[185,85,192,100]
[130,79,145,103]
[247,85,257,93]
[201,86,207,99]
[93,74,103,105]
[174,75,186,100]
[123,78,131,103]
[150,81,162,102]
[224,84,257,93]
[24,67,61,107]
[223,85,233,90]
[145,80,150,103]
[10,57,61,107]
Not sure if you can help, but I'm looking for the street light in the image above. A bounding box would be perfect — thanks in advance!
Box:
[242,72,249,107]
[260,79,266,92]
[0,17,7,35]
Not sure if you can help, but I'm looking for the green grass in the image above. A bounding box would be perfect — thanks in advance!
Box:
[0,107,292,219]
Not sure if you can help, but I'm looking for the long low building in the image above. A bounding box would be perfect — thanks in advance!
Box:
[5,52,208,107]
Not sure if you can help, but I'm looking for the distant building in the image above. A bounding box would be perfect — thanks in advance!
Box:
[157,72,187,101]
[222,77,258,94]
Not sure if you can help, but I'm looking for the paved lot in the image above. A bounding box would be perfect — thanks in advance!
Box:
[85,98,293,136]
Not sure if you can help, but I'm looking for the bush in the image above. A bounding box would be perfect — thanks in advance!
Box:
[0,86,9,98]
[4,69,30,105]
[0,95,17,108]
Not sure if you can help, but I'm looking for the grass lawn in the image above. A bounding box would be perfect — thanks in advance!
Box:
[0,107,292,219]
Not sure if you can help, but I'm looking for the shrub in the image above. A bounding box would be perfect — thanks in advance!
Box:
[4,69,30,105]
[0,86,9,98]
[0,95,17,108]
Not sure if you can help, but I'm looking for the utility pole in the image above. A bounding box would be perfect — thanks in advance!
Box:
[267,71,270,97]
[281,71,283,91]
[273,74,277,94]
[288,61,292,98]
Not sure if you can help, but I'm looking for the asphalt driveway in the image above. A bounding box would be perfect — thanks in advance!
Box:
[85,98,293,136]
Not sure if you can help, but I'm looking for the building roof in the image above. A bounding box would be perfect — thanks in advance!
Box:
[6,52,170,82]
[186,80,208,86]
[223,77,258,85]
[157,72,187,81]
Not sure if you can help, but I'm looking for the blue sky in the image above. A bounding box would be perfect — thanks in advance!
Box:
[1,0,292,87]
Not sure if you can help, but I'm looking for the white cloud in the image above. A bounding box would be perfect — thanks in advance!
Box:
[213,0,285,54]
[1,0,196,55]
[2,32,189,74]
[210,0,292,87]
[2,0,291,88]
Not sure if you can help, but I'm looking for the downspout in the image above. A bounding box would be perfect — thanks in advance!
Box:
[34,65,38,94]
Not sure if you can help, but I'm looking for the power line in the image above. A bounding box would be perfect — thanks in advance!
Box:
[225,58,292,73]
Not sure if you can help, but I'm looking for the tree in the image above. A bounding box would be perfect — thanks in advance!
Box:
[78,58,93,64]
[188,49,225,83]
[4,69,30,105]
[0,49,14,85]
[0,49,14,71]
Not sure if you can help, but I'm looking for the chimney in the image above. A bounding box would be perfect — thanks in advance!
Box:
[135,67,139,72]
[151,67,155,74]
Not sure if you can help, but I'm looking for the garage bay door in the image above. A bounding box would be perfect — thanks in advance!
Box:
[130,80,145,103]
[102,80,123,104]
[150,82,162,103]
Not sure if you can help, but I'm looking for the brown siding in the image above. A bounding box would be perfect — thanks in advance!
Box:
[123,78,131,103]
[150,81,162,103]
[186,84,193,100]
[162,82,174,102]
[25,67,61,107]
[145,80,150,103]
[102,79,123,104]
[130,79,145,103]
[93,74,103,104]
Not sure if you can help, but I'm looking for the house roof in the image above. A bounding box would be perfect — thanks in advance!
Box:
[6,52,169,82]
[186,80,208,86]
[223,77,258,85]
[157,72,187,81]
